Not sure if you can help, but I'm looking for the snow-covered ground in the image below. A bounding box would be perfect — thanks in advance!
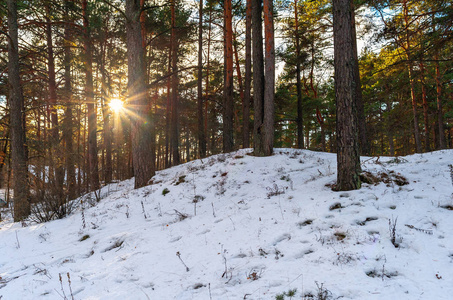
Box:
[0,149,452,300]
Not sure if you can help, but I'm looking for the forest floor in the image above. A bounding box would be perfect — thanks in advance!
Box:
[0,149,452,299]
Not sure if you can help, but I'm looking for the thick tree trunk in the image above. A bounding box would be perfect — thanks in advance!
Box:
[83,0,100,191]
[197,0,206,158]
[126,0,155,188]
[252,0,265,155]
[263,0,274,156]
[243,0,252,149]
[170,0,180,165]
[8,0,30,221]
[333,0,361,191]
[223,0,234,153]
[294,0,304,149]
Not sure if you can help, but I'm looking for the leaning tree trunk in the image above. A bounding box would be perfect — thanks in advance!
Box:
[83,0,100,191]
[333,0,361,191]
[223,0,234,153]
[126,0,155,188]
[8,0,30,221]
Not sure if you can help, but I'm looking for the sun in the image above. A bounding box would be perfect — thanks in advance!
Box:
[109,98,124,112]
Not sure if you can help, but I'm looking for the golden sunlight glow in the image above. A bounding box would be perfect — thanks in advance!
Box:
[109,98,124,112]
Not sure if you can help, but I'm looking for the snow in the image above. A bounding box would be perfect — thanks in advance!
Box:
[0,149,452,299]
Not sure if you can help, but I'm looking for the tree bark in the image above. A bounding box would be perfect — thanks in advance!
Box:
[435,52,446,149]
[252,0,265,155]
[126,0,155,188]
[83,0,100,191]
[223,0,234,153]
[419,60,430,152]
[8,0,30,221]
[63,0,76,200]
[170,0,180,165]
[197,0,206,157]
[294,0,304,149]
[402,0,422,153]
[45,3,64,190]
[263,0,274,156]
[243,0,252,149]
[333,0,361,191]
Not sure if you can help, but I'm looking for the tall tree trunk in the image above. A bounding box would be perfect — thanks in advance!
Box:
[126,0,155,188]
[435,52,446,149]
[252,0,265,155]
[8,0,30,221]
[83,0,100,191]
[333,0,361,191]
[45,3,64,190]
[170,0,180,165]
[223,0,234,153]
[402,0,422,153]
[197,0,207,158]
[243,0,252,149]
[205,8,212,153]
[351,7,368,155]
[165,48,171,167]
[263,0,274,156]
[63,0,76,200]
[294,0,304,149]
[100,38,112,184]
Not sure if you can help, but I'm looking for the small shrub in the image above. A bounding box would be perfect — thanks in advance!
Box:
[266,184,285,198]
[162,188,170,196]
[79,234,90,242]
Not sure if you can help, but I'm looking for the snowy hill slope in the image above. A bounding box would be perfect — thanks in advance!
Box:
[0,149,452,300]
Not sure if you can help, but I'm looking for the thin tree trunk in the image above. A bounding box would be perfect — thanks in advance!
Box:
[126,0,155,188]
[170,0,180,165]
[223,0,234,153]
[205,8,212,154]
[197,0,206,158]
[351,7,368,155]
[419,60,430,152]
[63,0,76,200]
[263,0,274,156]
[333,0,361,191]
[402,0,422,153]
[165,48,171,167]
[45,3,65,190]
[83,0,100,191]
[435,52,446,149]
[8,0,30,221]
[294,0,304,149]
[243,0,252,149]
